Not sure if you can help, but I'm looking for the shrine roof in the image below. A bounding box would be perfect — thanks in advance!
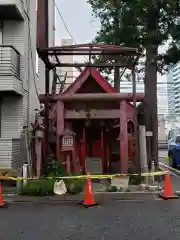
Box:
[63,67,116,94]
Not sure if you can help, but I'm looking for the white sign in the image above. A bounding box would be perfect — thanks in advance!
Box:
[146,131,153,137]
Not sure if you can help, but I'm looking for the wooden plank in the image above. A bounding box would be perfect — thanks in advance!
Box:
[64,109,120,119]
[120,100,128,173]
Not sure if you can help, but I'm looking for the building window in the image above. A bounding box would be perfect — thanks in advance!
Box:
[0,21,2,44]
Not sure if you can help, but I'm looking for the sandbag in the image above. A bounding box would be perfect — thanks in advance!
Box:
[53,180,67,195]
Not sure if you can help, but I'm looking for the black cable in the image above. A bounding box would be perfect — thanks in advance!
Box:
[53,0,88,63]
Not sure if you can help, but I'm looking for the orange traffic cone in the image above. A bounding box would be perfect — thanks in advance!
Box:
[0,182,5,207]
[80,173,99,208]
[159,174,179,200]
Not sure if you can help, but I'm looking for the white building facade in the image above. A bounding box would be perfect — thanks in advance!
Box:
[56,38,74,92]
[120,81,168,115]
[120,80,168,140]
[167,62,180,115]
[0,0,46,172]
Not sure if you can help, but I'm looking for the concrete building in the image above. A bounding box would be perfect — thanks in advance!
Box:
[56,38,74,92]
[167,62,180,115]
[120,81,168,115]
[0,0,42,172]
[167,71,175,115]
[120,80,168,140]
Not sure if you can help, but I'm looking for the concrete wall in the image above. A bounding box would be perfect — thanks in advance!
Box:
[0,0,40,170]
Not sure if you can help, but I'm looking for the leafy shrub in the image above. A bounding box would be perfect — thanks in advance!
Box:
[21,155,85,196]
[44,157,66,177]
[64,174,85,194]
[21,179,56,196]
[109,186,118,192]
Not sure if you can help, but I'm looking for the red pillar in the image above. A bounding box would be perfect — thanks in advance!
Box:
[120,100,128,173]
[82,127,86,172]
[106,141,110,172]
[100,127,105,173]
[56,100,64,161]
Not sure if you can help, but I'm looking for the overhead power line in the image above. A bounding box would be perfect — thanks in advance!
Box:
[53,0,88,63]
[53,0,76,43]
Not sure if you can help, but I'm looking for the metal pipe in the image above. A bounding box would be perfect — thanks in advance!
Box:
[53,63,131,68]
[39,93,144,102]
[42,51,139,57]
[42,46,141,53]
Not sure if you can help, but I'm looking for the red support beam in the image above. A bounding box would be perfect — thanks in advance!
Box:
[64,109,120,119]
[82,128,86,173]
[56,101,64,162]
[100,128,105,173]
[56,101,64,136]
[39,93,144,102]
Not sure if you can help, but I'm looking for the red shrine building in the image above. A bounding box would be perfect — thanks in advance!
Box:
[37,67,144,176]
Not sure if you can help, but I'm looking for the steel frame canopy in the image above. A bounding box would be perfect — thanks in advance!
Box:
[38,43,141,70]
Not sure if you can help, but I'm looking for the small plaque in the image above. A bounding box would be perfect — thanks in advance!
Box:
[61,135,74,151]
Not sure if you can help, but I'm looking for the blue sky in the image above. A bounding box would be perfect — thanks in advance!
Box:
[55,0,100,45]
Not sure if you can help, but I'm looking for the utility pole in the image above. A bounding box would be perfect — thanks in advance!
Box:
[37,0,49,166]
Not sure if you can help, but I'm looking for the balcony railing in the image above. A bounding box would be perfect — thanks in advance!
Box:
[0,45,20,79]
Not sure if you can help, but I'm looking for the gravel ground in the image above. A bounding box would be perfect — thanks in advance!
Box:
[0,200,180,239]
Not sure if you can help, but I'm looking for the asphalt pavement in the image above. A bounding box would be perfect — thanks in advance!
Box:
[1,201,180,240]
[0,149,179,239]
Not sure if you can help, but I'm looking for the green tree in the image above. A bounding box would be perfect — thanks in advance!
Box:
[88,0,180,78]
[88,0,180,170]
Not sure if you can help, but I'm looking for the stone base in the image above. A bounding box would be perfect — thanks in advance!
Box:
[158,193,179,200]
[79,201,99,208]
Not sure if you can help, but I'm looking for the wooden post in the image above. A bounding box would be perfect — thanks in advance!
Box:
[139,125,148,184]
[119,100,128,173]
[56,100,64,161]
[35,139,42,177]
[66,154,71,176]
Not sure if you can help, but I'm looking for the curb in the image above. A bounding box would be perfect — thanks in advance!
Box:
[2,192,161,204]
